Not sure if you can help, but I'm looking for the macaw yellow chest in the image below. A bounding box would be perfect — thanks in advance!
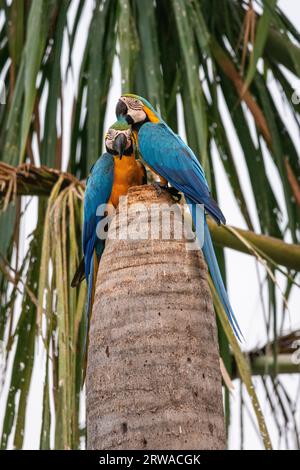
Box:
[108,155,145,208]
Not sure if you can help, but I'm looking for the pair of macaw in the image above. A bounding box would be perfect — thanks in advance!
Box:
[72,94,242,352]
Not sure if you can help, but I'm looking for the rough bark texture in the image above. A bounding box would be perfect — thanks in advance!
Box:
[87,185,225,450]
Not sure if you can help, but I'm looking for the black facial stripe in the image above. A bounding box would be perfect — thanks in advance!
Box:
[125,115,134,125]
[123,144,133,156]
[129,103,143,110]
[134,115,150,132]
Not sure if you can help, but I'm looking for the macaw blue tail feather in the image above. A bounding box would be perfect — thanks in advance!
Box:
[82,251,98,384]
[202,220,243,340]
[186,197,243,341]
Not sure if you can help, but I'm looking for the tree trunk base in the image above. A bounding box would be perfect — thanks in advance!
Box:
[87,185,225,450]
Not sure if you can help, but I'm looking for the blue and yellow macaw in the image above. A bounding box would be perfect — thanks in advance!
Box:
[116,94,242,339]
[72,119,146,345]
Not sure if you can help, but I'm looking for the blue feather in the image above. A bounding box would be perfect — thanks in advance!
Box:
[139,122,225,224]
[85,252,96,344]
[202,218,243,340]
[137,120,242,339]
[83,152,114,331]
[83,153,114,277]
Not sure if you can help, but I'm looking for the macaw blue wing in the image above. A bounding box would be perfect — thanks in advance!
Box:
[81,152,114,378]
[138,122,225,224]
[138,122,243,340]
[83,152,114,281]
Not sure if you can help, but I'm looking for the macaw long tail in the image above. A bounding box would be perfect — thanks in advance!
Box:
[202,219,243,340]
[71,257,86,287]
[82,251,99,384]
[186,197,243,340]
[86,253,97,331]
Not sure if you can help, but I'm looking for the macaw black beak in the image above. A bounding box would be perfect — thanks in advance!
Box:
[116,99,128,117]
[113,133,127,159]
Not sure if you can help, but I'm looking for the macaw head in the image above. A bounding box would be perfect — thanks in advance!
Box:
[115,94,160,126]
[104,120,133,159]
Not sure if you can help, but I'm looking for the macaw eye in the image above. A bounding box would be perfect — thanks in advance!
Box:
[129,98,142,110]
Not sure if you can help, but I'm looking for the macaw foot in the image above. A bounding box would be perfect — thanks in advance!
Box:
[152,181,167,196]
[166,187,182,202]
[152,182,181,202]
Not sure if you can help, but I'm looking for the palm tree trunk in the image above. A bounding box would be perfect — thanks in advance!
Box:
[87,185,225,450]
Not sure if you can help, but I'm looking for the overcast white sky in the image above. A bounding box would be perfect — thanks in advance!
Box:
[0,0,299,450]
